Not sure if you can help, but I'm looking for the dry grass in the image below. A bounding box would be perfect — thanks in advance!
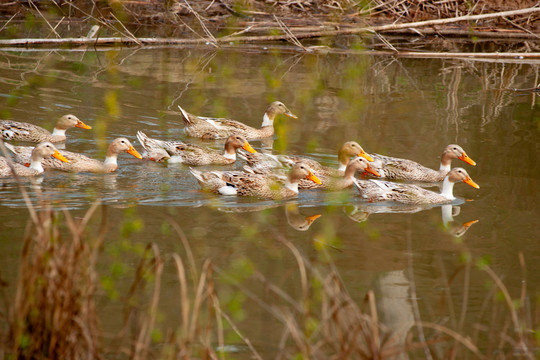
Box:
[0,172,537,359]
[7,202,105,360]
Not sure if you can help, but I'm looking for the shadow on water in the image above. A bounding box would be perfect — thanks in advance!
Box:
[0,43,540,358]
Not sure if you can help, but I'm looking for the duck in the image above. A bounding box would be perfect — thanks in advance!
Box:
[178,101,297,140]
[137,131,257,165]
[0,114,91,143]
[190,162,321,200]
[5,137,142,173]
[135,131,182,162]
[368,144,476,182]
[354,167,479,205]
[0,141,68,177]
[321,157,381,190]
[286,156,379,190]
[241,141,374,176]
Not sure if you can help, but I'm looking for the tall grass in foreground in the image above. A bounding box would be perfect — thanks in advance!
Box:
[0,198,538,359]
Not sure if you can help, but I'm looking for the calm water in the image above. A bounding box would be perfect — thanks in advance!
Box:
[1,43,540,357]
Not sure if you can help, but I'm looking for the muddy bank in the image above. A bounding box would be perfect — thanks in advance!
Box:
[1,0,539,41]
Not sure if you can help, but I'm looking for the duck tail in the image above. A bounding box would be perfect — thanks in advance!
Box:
[189,167,204,182]
[136,131,150,148]
[3,142,15,153]
[178,105,196,125]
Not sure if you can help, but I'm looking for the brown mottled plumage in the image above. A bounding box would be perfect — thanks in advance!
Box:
[0,142,67,177]
[6,137,142,173]
[137,131,256,165]
[240,141,373,177]
[0,114,91,143]
[369,144,476,182]
[355,167,479,204]
[179,101,297,140]
[190,163,321,200]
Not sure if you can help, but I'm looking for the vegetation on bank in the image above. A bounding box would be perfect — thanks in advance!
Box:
[0,0,540,48]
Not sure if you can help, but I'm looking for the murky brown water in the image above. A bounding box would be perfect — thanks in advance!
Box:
[1,43,540,357]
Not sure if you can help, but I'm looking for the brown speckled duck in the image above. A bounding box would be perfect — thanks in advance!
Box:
[137,131,256,165]
[190,163,321,200]
[6,137,142,173]
[179,101,297,140]
[241,141,373,176]
[0,142,68,177]
[0,114,91,143]
[354,167,479,204]
[369,144,476,182]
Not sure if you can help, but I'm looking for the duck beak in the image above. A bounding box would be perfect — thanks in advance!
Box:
[306,171,322,185]
[358,150,374,162]
[463,176,480,189]
[127,145,143,159]
[462,219,479,228]
[53,150,69,162]
[284,110,298,119]
[365,164,380,177]
[459,151,476,166]
[75,119,92,130]
[305,214,321,223]
[242,141,257,154]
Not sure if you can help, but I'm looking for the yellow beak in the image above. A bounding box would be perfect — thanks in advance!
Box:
[127,145,143,159]
[52,149,69,163]
[459,151,476,166]
[463,176,480,189]
[242,141,257,154]
[306,171,322,185]
[358,150,374,162]
[75,119,92,130]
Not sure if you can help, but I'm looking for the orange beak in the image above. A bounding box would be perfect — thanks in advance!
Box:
[463,176,480,189]
[52,149,69,162]
[127,145,143,159]
[306,171,322,185]
[459,151,476,166]
[284,110,298,119]
[242,141,257,154]
[75,119,92,130]
[462,219,479,228]
[305,214,322,223]
[364,164,380,177]
[358,150,374,162]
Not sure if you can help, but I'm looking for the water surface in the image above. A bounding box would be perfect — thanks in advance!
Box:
[1,43,539,357]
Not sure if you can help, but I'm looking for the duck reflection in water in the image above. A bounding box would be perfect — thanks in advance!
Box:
[284,202,321,231]
[344,203,478,237]
[441,204,479,238]
[216,201,321,231]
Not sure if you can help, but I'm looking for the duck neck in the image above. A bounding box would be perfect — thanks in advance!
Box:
[51,127,66,137]
[50,128,67,142]
[440,177,456,200]
[261,113,274,128]
[285,178,299,193]
[223,142,237,160]
[337,152,350,172]
[28,157,44,173]
[103,150,119,171]
[343,165,357,181]
[439,153,452,172]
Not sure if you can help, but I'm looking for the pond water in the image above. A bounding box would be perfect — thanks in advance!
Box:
[1,40,540,357]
